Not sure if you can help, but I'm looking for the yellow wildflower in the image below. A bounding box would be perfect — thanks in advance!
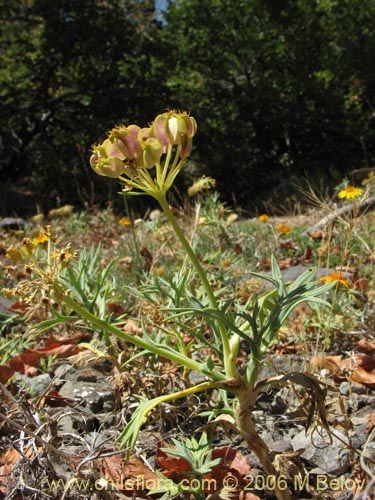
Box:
[276,223,291,235]
[32,232,49,246]
[319,272,350,288]
[337,185,363,200]
[258,214,269,222]
[119,217,132,226]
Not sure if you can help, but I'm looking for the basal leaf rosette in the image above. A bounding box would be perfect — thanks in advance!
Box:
[90,111,197,197]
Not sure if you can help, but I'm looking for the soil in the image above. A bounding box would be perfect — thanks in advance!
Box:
[1,328,374,500]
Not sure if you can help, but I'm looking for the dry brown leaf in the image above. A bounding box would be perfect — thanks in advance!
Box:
[0,366,15,385]
[0,447,36,496]
[199,413,238,438]
[0,449,20,495]
[213,447,251,476]
[107,303,125,316]
[5,335,83,378]
[32,344,81,358]
[366,413,375,433]
[350,367,375,388]
[93,452,157,498]
[311,353,375,388]
[38,390,72,408]
[8,352,41,376]
[307,229,324,240]
[156,443,192,482]
[357,338,375,354]
[310,355,343,374]
[278,258,294,269]
[354,277,370,291]
[355,353,375,371]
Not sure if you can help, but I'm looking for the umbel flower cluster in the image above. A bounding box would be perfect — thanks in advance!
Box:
[90,111,197,197]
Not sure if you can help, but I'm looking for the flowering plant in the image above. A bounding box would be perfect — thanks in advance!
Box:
[32,111,334,500]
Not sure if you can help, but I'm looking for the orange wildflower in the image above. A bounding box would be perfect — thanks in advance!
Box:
[319,272,350,288]
[119,217,132,226]
[276,223,291,235]
[258,214,269,222]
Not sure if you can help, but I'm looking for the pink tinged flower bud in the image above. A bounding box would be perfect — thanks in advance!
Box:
[180,136,193,158]
[138,127,153,143]
[91,156,125,178]
[90,139,125,178]
[152,111,197,148]
[186,116,197,138]
[152,114,170,146]
[112,125,140,159]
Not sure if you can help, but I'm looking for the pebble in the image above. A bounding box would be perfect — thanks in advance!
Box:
[12,373,52,396]
[291,426,350,476]
[59,380,116,413]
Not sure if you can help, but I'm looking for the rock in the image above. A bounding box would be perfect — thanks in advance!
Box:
[291,426,350,475]
[339,381,351,396]
[59,380,116,413]
[0,297,14,316]
[52,362,76,380]
[0,217,27,229]
[280,266,352,283]
[13,373,52,396]
[269,440,293,454]
[258,354,305,380]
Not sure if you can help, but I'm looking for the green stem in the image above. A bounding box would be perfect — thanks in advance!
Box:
[53,281,226,381]
[155,194,239,380]
[137,167,158,191]
[160,144,173,187]
[122,192,141,267]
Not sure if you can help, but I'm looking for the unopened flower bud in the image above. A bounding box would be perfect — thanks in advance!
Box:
[140,137,163,168]
[138,127,153,143]
[90,139,125,178]
[152,111,197,152]
[110,125,140,160]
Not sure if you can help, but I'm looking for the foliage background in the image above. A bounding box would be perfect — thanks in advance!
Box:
[1,0,375,215]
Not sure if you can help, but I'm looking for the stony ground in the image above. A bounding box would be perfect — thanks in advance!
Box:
[1,207,375,500]
[1,321,374,500]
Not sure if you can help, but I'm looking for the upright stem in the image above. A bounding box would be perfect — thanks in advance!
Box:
[155,194,239,380]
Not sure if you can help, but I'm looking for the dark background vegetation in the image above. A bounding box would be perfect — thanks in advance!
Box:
[1,0,375,216]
